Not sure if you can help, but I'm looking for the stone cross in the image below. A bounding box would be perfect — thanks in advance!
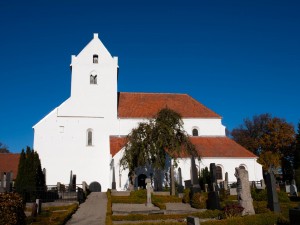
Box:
[265,170,280,212]
[234,168,255,215]
[145,178,153,207]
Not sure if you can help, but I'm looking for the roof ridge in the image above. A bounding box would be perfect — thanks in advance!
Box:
[120,92,188,95]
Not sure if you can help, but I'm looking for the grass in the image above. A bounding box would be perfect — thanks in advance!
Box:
[109,189,300,225]
[26,204,78,225]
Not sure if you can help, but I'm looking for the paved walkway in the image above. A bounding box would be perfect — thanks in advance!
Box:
[66,192,107,225]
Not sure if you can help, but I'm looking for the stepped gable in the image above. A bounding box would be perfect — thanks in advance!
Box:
[118,92,221,118]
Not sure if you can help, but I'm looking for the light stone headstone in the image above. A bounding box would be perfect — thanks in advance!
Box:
[224,172,228,190]
[36,199,42,215]
[145,178,153,207]
[261,179,266,189]
[235,168,255,215]
[290,180,298,197]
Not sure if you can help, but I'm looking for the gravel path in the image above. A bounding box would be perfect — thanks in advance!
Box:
[66,192,107,225]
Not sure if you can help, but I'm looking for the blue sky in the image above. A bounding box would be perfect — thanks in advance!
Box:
[0,0,299,153]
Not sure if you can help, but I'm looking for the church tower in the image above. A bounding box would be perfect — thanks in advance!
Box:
[58,33,119,119]
[33,34,119,189]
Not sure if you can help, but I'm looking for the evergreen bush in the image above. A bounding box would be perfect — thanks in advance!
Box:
[0,193,26,225]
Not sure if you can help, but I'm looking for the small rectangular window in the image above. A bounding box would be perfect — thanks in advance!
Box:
[59,126,64,133]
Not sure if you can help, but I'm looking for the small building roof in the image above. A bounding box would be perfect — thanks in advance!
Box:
[109,136,257,158]
[0,153,20,180]
[118,92,221,118]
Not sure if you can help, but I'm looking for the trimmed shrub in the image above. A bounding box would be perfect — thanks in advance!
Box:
[223,202,243,218]
[182,188,190,203]
[253,201,270,214]
[0,192,26,225]
[251,188,267,201]
[190,192,207,209]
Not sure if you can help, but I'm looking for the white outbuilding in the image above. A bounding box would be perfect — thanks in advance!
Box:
[33,34,263,191]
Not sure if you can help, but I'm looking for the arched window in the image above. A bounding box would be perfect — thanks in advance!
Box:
[87,129,93,146]
[93,54,98,63]
[192,128,199,136]
[90,75,97,84]
[239,164,247,170]
[216,166,223,180]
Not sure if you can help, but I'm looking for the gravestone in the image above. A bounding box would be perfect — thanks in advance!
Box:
[71,174,76,192]
[184,180,192,189]
[187,216,200,225]
[177,167,184,193]
[289,204,300,225]
[43,168,46,185]
[290,180,298,197]
[82,181,88,193]
[145,178,153,207]
[36,199,42,215]
[7,172,12,192]
[207,163,220,210]
[69,170,73,191]
[191,156,199,187]
[235,168,255,215]
[224,172,228,191]
[89,181,101,192]
[170,164,176,195]
[260,179,266,189]
[265,170,280,212]
[190,156,201,194]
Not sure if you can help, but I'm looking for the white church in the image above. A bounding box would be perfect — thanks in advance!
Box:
[33,34,263,191]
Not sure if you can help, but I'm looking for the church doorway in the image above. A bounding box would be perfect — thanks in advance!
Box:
[89,181,101,192]
[137,174,147,189]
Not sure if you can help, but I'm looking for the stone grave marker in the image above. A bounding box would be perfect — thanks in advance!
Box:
[177,167,184,193]
[207,163,220,210]
[145,178,153,207]
[72,174,76,192]
[235,167,255,215]
[290,179,298,197]
[265,170,280,212]
[224,172,228,191]
[190,156,201,194]
[187,216,200,225]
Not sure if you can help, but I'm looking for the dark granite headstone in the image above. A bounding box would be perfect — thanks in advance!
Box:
[112,165,116,190]
[265,171,280,212]
[177,167,184,193]
[6,172,12,192]
[191,156,199,187]
[72,174,76,191]
[187,216,200,225]
[89,181,101,192]
[184,180,192,189]
[207,163,220,210]
[289,205,300,225]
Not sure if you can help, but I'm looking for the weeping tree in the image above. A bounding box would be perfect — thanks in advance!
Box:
[120,108,198,195]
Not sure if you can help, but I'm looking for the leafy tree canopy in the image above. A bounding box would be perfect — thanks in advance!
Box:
[231,113,295,157]
[257,150,281,171]
[0,142,9,153]
[120,108,198,171]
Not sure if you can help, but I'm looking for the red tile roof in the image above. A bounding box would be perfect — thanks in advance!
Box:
[0,153,20,180]
[109,136,257,158]
[189,137,257,158]
[118,92,221,118]
[110,136,127,157]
